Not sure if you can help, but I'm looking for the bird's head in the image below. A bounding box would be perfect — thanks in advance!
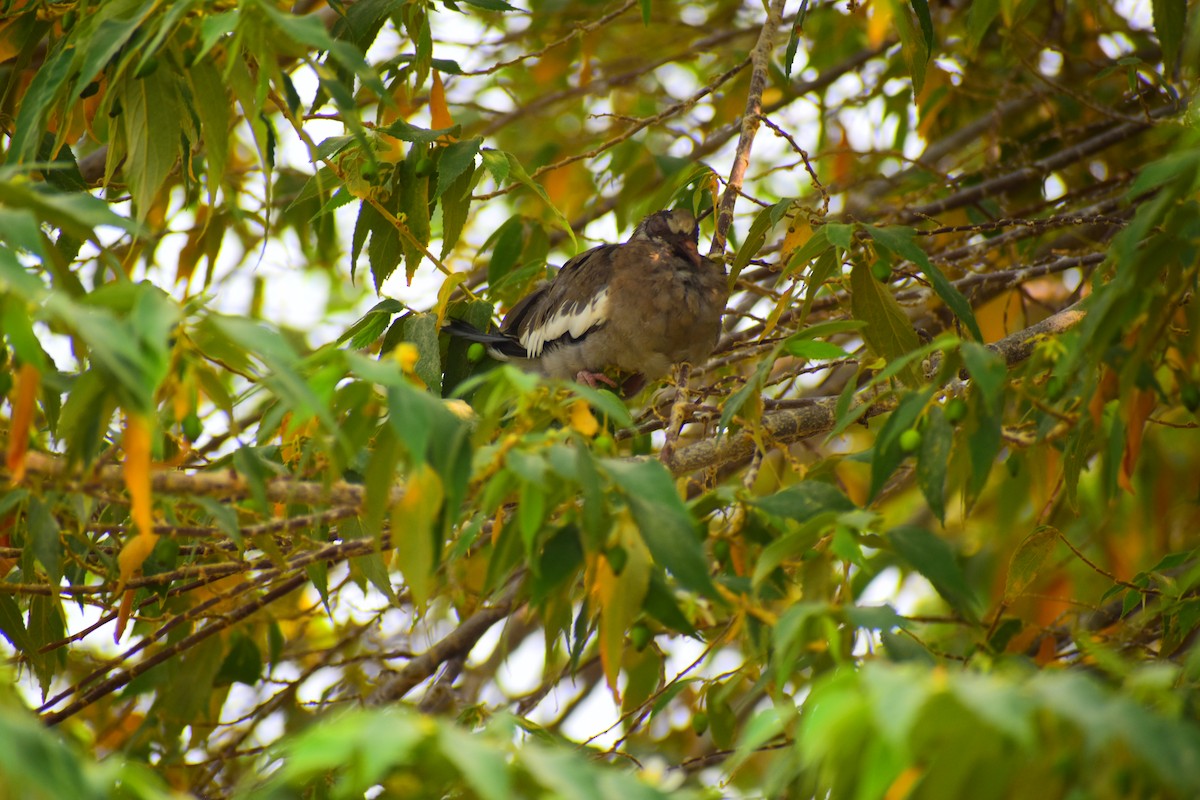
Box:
[631,208,702,267]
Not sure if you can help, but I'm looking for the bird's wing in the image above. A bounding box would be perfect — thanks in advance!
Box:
[502,243,619,358]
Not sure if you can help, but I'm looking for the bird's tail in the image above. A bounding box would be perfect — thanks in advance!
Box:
[442,319,528,359]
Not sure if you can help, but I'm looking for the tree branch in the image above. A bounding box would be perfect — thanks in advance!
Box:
[665,300,1088,475]
[709,0,788,256]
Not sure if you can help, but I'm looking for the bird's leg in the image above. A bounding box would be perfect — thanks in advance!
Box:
[576,370,619,390]
[659,363,691,467]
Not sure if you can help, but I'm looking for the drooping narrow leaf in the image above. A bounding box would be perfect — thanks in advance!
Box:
[604,459,715,598]
[889,525,979,621]
[849,260,922,386]
[867,225,982,342]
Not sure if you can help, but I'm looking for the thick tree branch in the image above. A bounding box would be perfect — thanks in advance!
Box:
[709,0,788,256]
[368,577,523,706]
[665,301,1088,476]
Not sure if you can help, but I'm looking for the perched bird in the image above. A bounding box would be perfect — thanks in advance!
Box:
[445,209,727,395]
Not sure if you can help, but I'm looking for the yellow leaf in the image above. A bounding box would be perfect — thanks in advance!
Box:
[779,220,813,264]
[569,400,599,437]
[868,0,894,48]
[430,71,455,132]
[393,464,444,608]
[435,272,469,328]
[593,513,651,701]
[394,342,420,375]
[5,362,39,484]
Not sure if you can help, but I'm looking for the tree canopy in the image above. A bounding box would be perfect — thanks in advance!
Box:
[2,0,1200,797]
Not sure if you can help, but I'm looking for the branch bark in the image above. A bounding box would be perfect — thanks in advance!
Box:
[665,300,1088,476]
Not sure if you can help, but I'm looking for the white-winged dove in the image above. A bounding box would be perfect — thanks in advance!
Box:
[446,209,728,394]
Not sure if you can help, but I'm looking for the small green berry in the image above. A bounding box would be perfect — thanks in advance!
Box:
[606,545,627,575]
[630,622,652,652]
[898,428,922,453]
[944,397,968,424]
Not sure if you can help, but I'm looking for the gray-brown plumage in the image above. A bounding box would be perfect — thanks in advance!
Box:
[445,209,727,394]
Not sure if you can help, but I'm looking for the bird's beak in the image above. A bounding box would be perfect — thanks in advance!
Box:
[681,239,702,268]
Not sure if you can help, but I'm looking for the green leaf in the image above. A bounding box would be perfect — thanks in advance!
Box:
[120,68,184,220]
[849,260,922,386]
[866,225,982,342]
[749,482,857,522]
[8,44,72,164]
[352,549,399,605]
[189,60,231,204]
[961,340,1007,413]
[487,215,526,286]
[718,347,773,434]
[403,312,443,394]
[824,222,855,249]
[440,163,476,257]
[461,0,517,10]
[1003,525,1060,603]
[0,591,37,658]
[909,0,934,55]
[0,178,142,242]
[732,202,783,281]
[966,0,1000,50]
[784,339,850,360]
[889,525,978,620]
[214,634,264,687]
[435,138,482,199]
[1152,0,1186,68]
[894,0,928,92]
[192,495,243,550]
[438,726,513,800]
[916,404,952,522]
[640,0,652,25]
[604,459,715,598]
[480,150,576,250]
[26,497,63,584]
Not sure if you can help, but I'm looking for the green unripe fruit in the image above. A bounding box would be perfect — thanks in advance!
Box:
[692,711,709,736]
[712,538,731,563]
[467,342,486,363]
[1182,384,1200,413]
[871,260,892,282]
[593,433,614,454]
[1007,456,1021,478]
[944,397,968,424]
[606,545,627,575]
[899,428,922,453]
[630,622,652,652]
[182,413,203,443]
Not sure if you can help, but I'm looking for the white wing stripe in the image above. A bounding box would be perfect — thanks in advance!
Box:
[520,288,610,357]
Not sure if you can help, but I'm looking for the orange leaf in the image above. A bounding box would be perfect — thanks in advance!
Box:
[123,414,155,537]
[5,362,40,484]
[1118,387,1156,494]
[117,525,159,589]
[1089,367,1118,429]
[430,71,455,132]
[114,588,135,642]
